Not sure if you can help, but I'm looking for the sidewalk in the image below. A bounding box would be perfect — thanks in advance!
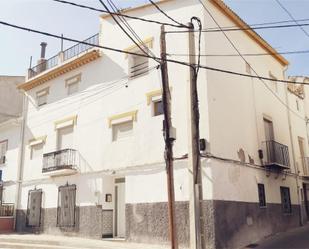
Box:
[0,234,172,249]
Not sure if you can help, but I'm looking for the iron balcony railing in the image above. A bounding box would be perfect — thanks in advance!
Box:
[263,140,290,168]
[0,203,14,217]
[42,149,77,173]
[29,33,99,79]
[63,33,99,61]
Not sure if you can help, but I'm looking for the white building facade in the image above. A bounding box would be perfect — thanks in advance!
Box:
[13,0,309,249]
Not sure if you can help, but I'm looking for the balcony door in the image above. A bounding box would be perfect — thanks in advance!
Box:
[263,118,274,141]
[57,125,74,150]
[298,137,306,175]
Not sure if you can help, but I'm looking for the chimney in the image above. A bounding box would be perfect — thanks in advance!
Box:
[40,42,47,59]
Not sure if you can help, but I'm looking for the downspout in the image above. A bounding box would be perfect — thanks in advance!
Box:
[283,66,303,226]
[14,90,28,230]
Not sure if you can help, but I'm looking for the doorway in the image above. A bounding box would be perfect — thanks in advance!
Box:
[114,178,125,238]
[303,183,309,221]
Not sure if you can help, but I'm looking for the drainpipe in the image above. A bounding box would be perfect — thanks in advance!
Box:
[283,66,303,226]
[14,90,28,230]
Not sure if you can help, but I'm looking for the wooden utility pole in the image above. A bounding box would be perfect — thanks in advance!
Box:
[160,24,178,249]
[187,22,204,249]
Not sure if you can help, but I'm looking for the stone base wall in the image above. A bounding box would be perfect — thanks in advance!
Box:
[126,200,301,249]
[16,205,103,238]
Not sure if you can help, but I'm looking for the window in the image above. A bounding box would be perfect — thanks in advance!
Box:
[258,184,266,207]
[65,74,81,96]
[57,125,74,150]
[296,99,300,111]
[269,73,278,92]
[30,143,44,160]
[280,187,292,214]
[26,189,42,227]
[112,121,133,141]
[153,99,164,116]
[0,170,2,181]
[0,140,7,164]
[57,184,76,227]
[129,52,149,78]
[36,88,49,106]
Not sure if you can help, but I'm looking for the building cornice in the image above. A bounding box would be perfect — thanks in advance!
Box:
[18,49,101,91]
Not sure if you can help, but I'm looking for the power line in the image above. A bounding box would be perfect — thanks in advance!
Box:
[51,0,186,29]
[166,22,309,33]
[197,0,305,121]
[167,48,309,57]
[148,0,189,28]
[106,0,157,59]
[98,0,159,64]
[275,0,309,40]
[1,20,308,86]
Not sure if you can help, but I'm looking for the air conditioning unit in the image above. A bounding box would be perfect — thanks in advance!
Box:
[0,156,5,164]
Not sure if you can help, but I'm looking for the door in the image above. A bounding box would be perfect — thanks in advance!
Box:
[27,189,42,227]
[263,118,275,162]
[303,183,309,221]
[57,125,74,150]
[298,137,307,175]
[114,178,125,238]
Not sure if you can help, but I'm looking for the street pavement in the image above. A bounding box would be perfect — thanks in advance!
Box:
[0,234,171,249]
[245,224,309,249]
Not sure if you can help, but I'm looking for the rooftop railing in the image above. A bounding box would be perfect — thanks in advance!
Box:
[28,33,99,79]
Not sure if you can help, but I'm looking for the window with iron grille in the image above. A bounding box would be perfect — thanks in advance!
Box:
[57,184,76,227]
[257,184,266,208]
[26,189,42,227]
[129,53,149,79]
[280,187,292,214]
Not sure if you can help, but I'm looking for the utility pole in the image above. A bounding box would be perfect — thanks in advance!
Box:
[160,24,178,249]
[187,22,204,249]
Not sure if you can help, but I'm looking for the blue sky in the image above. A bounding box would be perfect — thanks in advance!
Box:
[0,0,308,76]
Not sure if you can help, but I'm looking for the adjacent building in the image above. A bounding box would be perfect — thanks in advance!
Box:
[1,0,307,249]
[0,75,24,232]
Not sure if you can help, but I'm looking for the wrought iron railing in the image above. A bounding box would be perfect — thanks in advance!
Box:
[263,140,290,168]
[42,149,77,173]
[63,33,99,61]
[28,33,99,79]
[0,203,14,217]
[28,54,59,78]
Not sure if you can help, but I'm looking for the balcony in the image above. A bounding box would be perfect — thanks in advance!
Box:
[42,149,77,177]
[28,33,99,79]
[0,203,14,217]
[262,140,290,169]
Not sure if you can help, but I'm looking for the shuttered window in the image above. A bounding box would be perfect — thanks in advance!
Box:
[129,53,149,78]
[112,121,133,141]
[0,140,7,164]
[57,125,74,150]
[26,189,42,227]
[280,187,292,214]
[57,184,76,227]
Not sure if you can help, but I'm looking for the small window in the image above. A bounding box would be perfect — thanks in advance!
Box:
[269,73,278,92]
[258,184,266,208]
[129,53,149,78]
[153,99,164,116]
[0,140,7,165]
[112,121,133,141]
[30,143,44,160]
[0,170,2,181]
[280,187,292,214]
[67,82,79,95]
[36,88,49,106]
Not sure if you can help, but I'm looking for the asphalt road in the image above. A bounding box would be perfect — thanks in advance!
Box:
[249,224,309,249]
